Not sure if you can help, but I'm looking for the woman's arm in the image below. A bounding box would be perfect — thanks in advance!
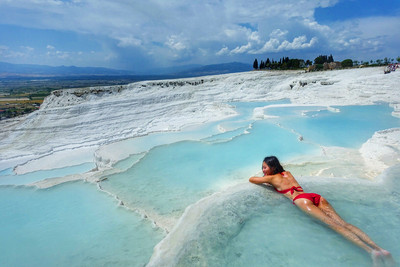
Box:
[249,175,273,184]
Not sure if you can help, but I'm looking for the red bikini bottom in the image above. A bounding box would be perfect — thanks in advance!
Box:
[293,193,321,206]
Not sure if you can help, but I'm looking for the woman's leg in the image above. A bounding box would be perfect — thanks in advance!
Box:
[294,198,374,254]
[317,197,394,266]
[317,197,385,251]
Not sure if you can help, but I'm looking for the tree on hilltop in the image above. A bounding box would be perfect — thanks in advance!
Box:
[253,59,259,69]
[265,58,271,68]
[384,57,390,65]
[314,55,327,64]
[341,59,353,68]
[314,54,334,65]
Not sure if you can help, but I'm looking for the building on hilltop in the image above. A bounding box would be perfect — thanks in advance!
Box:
[323,61,342,70]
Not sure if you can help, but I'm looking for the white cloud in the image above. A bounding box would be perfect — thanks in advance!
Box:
[278,36,318,50]
[246,35,318,54]
[224,29,238,38]
[0,1,331,46]
[216,46,229,56]
[165,35,186,51]
[25,46,34,51]
[45,49,83,60]
[270,29,288,39]
[0,45,10,57]
[249,31,261,44]
[29,0,63,5]
[303,19,332,33]
[55,50,70,59]
[0,0,398,67]
[116,36,142,47]
[324,16,400,58]
[319,0,339,8]
[0,45,34,59]
[249,38,280,54]
[231,42,252,54]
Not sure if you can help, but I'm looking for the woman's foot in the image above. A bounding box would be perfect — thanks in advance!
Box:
[371,249,395,267]
[380,249,395,267]
[371,250,384,267]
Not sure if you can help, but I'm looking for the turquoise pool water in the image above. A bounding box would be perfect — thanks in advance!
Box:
[0,162,96,186]
[0,182,164,267]
[148,168,400,267]
[265,104,400,147]
[1,101,399,266]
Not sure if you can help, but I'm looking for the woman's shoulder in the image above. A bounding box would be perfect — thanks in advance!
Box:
[282,171,293,177]
[282,171,302,185]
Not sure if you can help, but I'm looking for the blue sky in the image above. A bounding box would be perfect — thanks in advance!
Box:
[0,0,399,72]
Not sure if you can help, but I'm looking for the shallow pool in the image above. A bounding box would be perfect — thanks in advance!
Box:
[1,101,399,266]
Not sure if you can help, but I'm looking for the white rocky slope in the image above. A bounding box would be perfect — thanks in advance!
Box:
[0,67,399,174]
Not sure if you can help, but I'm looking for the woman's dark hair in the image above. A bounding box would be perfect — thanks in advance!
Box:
[263,156,285,174]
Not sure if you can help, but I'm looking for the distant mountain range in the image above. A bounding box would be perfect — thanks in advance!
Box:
[0,61,134,77]
[175,62,253,77]
[0,61,252,78]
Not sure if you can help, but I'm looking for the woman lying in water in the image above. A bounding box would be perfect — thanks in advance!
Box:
[249,156,393,266]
